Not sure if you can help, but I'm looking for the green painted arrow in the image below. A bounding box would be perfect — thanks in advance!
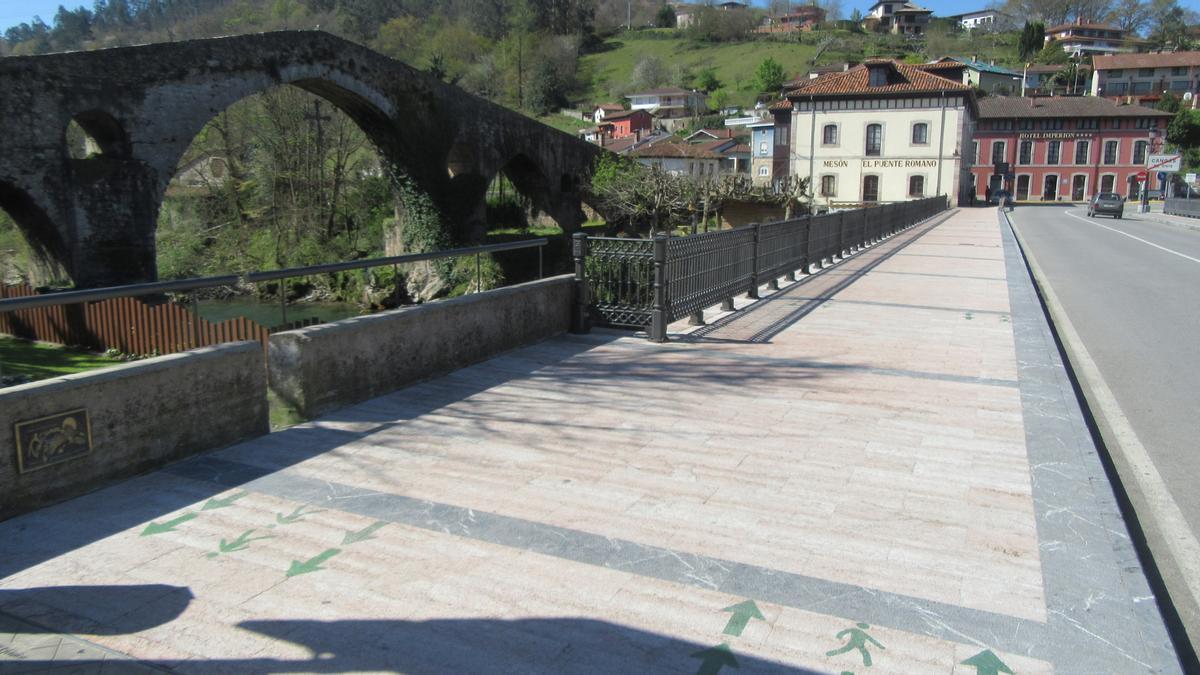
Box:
[721,600,765,637]
[275,505,323,525]
[286,548,341,578]
[140,512,197,536]
[961,649,1013,675]
[219,529,273,553]
[342,521,387,546]
[691,643,738,675]
[202,490,249,511]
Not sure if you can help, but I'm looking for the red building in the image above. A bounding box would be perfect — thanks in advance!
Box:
[970,97,1172,203]
[597,109,653,140]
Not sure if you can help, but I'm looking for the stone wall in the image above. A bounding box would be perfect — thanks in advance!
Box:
[0,342,268,521]
[269,275,573,419]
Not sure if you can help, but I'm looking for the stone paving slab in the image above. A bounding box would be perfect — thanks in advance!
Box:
[0,208,1181,673]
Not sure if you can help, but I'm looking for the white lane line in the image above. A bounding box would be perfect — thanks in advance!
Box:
[1065,209,1200,265]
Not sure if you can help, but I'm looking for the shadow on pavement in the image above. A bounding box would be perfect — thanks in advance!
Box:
[7,617,820,673]
[0,585,193,635]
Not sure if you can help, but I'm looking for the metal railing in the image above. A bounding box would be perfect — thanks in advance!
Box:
[1164,198,1200,218]
[572,197,948,341]
[0,238,548,357]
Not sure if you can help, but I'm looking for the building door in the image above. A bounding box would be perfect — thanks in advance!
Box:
[1127,175,1140,200]
[1016,175,1030,201]
[1100,175,1115,194]
[1072,175,1086,201]
[988,174,1003,195]
[1043,175,1058,201]
[863,175,880,202]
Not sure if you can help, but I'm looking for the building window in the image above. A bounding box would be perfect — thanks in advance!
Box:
[1136,117,1155,129]
[1018,141,1032,165]
[1108,82,1128,94]
[1077,119,1098,129]
[1133,140,1148,164]
[823,124,838,145]
[972,141,979,163]
[1018,119,1034,130]
[1109,69,1123,77]
[863,175,880,202]
[865,124,882,156]
[1172,66,1187,76]
[758,166,768,176]
[869,67,888,86]
[758,141,767,153]
[911,122,929,145]
[821,174,837,197]
[1138,67,1154,77]
[908,175,925,197]
[1132,82,1152,94]
[1104,140,1118,164]
[1047,140,1061,165]
[1074,140,1089,165]
[991,141,1006,164]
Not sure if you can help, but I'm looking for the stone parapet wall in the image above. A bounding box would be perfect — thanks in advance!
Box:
[269,275,574,419]
[0,341,268,520]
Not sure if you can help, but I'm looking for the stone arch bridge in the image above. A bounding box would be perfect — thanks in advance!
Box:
[0,31,604,287]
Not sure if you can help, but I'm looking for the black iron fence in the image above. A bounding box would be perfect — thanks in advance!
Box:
[572,197,948,341]
[1164,198,1200,218]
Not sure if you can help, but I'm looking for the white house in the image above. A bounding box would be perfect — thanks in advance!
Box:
[946,9,1012,32]
[625,87,707,114]
[630,140,722,180]
[771,59,978,206]
[862,0,932,35]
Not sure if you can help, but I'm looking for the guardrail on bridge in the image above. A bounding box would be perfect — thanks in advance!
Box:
[571,196,949,342]
[1164,198,1200,218]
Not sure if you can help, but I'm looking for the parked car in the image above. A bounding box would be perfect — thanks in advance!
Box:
[1088,192,1124,219]
[989,189,1012,206]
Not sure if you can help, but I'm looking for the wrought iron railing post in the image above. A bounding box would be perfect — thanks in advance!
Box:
[746,222,761,299]
[650,235,669,342]
[571,233,591,334]
[800,213,812,275]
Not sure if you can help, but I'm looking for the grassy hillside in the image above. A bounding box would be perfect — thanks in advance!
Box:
[576,28,1023,110]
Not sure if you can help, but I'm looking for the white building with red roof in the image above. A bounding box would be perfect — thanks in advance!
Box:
[772,59,978,206]
[1090,51,1200,103]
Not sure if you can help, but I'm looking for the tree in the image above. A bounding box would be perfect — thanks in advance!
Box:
[1167,108,1200,150]
[1018,21,1045,60]
[1106,0,1152,34]
[710,88,730,111]
[1033,41,1070,64]
[754,57,787,94]
[1157,93,1183,113]
[1147,0,1191,50]
[629,55,670,91]
[696,67,722,93]
[850,8,862,22]
[655,4,676,27]
[821,0,844,22]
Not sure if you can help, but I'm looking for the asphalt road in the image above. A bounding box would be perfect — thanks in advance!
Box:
[1010,205,1200,532]
[1008,204,1200,655]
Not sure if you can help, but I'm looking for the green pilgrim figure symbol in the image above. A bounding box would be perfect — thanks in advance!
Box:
[826,622,885,667]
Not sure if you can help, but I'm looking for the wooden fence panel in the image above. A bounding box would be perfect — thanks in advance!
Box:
[0,282,274,357]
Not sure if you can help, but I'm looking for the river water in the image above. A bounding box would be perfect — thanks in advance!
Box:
[196,298,362,329]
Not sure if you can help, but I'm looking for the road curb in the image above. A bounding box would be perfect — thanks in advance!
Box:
[1003,209,1200,668]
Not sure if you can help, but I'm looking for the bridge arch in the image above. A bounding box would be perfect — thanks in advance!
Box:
[66,109,130,159]
[0,181,72,285]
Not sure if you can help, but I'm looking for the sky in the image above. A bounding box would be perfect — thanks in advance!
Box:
[3,0,1200,35]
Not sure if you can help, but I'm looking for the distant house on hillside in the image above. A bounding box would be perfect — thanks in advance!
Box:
[1091,51,1200,103]
[1044,21,1138,57]
[862,0,932,36]
[943,9,1012,32]
[747,120,774,186]
[630,140,722,180]
[918,57,1022,94]
[592,103,625,123]
[756,5,826,33]
[626,86,707,113]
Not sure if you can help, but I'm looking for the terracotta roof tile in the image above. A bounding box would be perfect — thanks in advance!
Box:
[1093,51,1200,70]
[977,96,1173,119]
[783,60,970,98]
[630,140,722,159]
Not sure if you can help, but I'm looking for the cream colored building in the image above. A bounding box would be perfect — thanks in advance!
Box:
[773,60,978,207]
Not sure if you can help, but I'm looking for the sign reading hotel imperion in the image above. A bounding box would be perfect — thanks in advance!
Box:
[15,408,92,473]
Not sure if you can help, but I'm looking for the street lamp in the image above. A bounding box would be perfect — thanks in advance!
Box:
[1142,127,1160,213]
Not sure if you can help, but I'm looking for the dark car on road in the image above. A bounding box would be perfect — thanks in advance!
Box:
[1087,192,1124,219]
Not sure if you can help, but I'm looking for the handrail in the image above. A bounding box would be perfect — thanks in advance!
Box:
[0,238,548,313]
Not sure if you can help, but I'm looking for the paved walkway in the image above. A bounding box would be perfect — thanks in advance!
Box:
[0,209,1181,673]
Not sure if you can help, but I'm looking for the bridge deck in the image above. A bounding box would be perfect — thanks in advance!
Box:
[0,209,1180,673]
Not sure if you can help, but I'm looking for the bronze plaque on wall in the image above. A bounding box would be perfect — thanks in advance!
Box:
[15,409,92,473]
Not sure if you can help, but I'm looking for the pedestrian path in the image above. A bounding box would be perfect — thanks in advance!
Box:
[0,209,1181,673]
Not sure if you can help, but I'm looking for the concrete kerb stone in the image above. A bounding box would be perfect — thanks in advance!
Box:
[1005,209,1200,669]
